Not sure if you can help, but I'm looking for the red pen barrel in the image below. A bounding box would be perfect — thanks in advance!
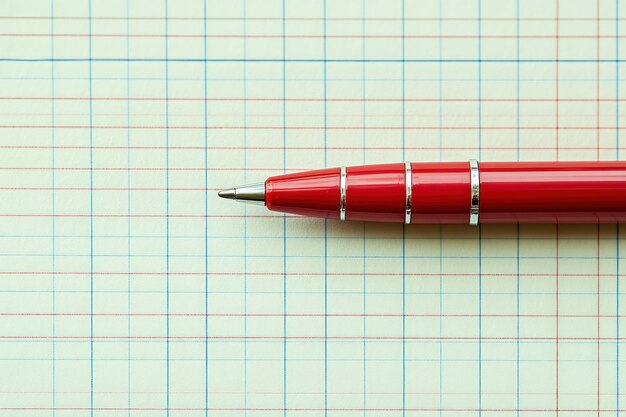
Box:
[265,164,407,221]
[264,161,626,224]
[410,162,470,224]
[480,162,626,223]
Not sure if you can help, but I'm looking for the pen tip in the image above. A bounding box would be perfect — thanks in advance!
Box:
[218,183,265,205]
[218,188,236,200]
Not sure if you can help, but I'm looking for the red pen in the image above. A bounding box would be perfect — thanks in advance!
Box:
[218,161,626,224]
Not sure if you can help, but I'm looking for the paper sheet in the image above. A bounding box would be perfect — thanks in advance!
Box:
[0,0,625,415]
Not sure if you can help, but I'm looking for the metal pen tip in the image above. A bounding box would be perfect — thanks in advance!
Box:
[218,183,266,205]
[218,188,236,200]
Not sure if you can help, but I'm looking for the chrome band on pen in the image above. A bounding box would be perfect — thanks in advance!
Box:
[405,162,412,224]
[340,166,347,221]
[469,159,480,226]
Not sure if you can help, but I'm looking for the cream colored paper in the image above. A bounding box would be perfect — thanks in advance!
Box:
[0,0,625,416]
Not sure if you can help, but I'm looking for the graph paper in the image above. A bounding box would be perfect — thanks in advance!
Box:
[0,0,625,415]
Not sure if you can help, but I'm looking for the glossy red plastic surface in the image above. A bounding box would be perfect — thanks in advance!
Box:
[345,163,405,222]
[266,167,340,219]
[410,162,470,224]
[264,161,626,224]
[480,161,626,223]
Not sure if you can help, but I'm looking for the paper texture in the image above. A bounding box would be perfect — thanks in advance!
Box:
[0,0,624,415]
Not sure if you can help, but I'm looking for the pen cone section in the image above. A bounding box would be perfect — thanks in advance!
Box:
[265,167,341,220]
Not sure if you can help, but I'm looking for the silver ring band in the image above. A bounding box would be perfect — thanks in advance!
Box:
[469,159,480,226]
[405,162,412,224]
[340,166,347,221]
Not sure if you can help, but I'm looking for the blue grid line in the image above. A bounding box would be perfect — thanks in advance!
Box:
[516,223,521,417]
[619,0,621,161]
[516,0,521,163]
[439,227,443,417]
[126,0,132,414]
[618,224,621,417]
[282,1,287,416]
[50,0,56,414]
[556,2,561,413]
[323,1,328,415]
[477,0,483,415]
[617,2,621,415]
[243,1,249,414]
[361,1,367,415]
[438,0,443,163]
[401,1,406,416]
[88,0,94,414]
[438,2,444,414]
[597,5,602,414]
[164,0,170,414]
[203,0,210,415]
[516,0,521,415]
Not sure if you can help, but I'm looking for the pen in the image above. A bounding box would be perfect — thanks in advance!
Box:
[218,160,626,224]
